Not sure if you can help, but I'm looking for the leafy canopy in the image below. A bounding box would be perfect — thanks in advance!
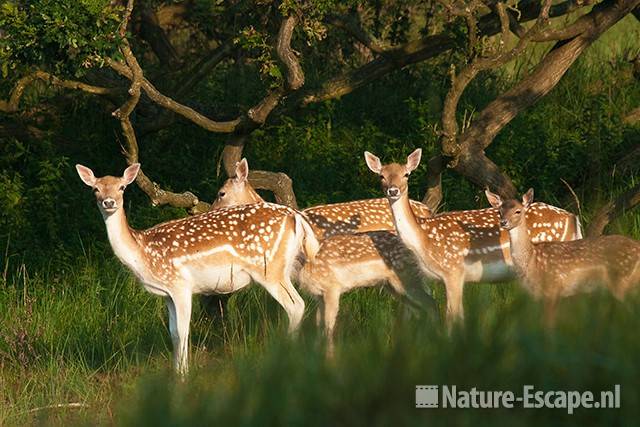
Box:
[0,0,123,78]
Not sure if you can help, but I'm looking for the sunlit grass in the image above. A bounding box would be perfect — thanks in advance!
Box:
[1,253,640,425]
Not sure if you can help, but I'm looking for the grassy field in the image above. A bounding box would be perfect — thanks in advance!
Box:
[1,244,640,426]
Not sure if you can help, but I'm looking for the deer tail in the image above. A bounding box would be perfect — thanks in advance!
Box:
[294,213,320,261]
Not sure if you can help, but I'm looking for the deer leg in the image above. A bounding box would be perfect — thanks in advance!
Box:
[262,278,306,334]
[167,289,192,376]
[444,273,465,329]
[610,259,640,300]
[315,298,325,328]
[165,296,178,364]
[323,288,341,359]
[385,273,417,318]
[399,276,439,324]
[543,296,558,330]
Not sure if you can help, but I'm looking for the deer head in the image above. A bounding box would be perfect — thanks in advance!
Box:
[364,149,422,201]
[211,158,262,209]
[76,163,140,217]
[485,188,534,230]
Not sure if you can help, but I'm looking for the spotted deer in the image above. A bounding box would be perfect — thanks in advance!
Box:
[297,231,437,356]
[364,149,583,325]
[486,188,640,325]
[211,159,433,239]
[213,161,581,246]
[213,159,437,355]
[76,163,319,375]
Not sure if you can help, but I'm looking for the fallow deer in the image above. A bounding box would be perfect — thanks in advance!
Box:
[212,159,437,354]
[297,231,437,356]
[486,188,640,325]
[76,163,319,375]
[212,160,581,245]
[211,159,432,239]
[211,158,263,209]
[364,149,582,325]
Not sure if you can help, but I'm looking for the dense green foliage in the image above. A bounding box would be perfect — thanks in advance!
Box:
[0,0,123,77]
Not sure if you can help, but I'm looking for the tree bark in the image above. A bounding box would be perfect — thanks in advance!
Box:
[0,72,116,113]
[450,0,640,199]
[214,14,304,209]
[422,154,445,212]
[588,182,640,236]
[113,0,210,213]
[138,3,181,69]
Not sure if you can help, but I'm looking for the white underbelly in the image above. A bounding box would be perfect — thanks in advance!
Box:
[334,260,393,291]
[179,264,252,294]
[464,260,513,283]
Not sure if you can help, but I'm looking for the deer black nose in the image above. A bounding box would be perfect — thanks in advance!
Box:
[387,187,400,198]
[500,219,508,227]
[102,199,116,209]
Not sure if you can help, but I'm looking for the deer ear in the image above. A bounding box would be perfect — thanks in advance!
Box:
[235,158,249,183]
[123,163,141,185]
[406,148,422,172]
[364,151,382,174]
[485,189,502,208]
[76,164,96,187]
[522,188,534,208]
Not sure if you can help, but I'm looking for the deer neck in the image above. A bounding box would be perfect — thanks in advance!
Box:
[388,192,425,255]
[507,220,534,274]
[247,186,264,203]
[103,208,145,274]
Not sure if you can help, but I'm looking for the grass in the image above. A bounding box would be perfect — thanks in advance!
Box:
[1,247,640,426]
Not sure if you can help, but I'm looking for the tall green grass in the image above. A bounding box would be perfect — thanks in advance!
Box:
[2,252,640,426]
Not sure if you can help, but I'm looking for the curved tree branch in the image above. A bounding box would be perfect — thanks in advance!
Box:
[449,0,640,199]
[276,15,304,91]
[112,0,590,138]
[137,3,181,69]
[138,40,235,135]
[296,0,587,107]
[326,14,388,55]
[115,0,209,213]
[427,0,549,205]
[108,59,243,133]
[588,181,640,236]
[0,72,116,113]
[248,170,298,209]
[219,13,305,208]
[463,0,637,153]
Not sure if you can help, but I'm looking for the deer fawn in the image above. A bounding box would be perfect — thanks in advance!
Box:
[365,148,582,325]
[486,188,640,325]
[213,159,437,355]
[76,163,319,375]
[297,231,437,356]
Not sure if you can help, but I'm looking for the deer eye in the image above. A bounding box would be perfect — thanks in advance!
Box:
[93,187,99,193]
[515,210,522,214]
[404,173,410,178]
[119,185,126,192]
[218,191,226,198]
